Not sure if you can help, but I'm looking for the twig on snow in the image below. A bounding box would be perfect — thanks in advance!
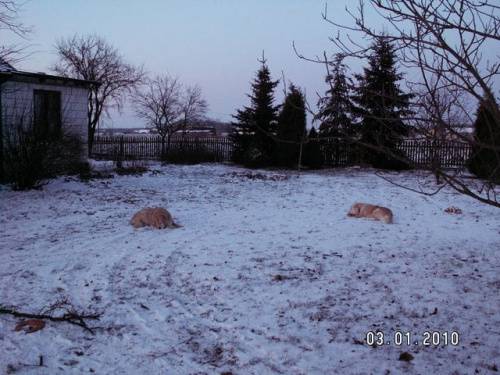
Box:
[1,299,102,334]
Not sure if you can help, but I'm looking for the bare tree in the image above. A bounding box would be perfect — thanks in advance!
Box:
[133,74,208,157]
[317,0,500,207]
[414,84,471,142]
[52,34,146,151]
[179,84,209,137]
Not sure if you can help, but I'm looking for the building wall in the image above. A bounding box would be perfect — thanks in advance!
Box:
[1,80,89,150]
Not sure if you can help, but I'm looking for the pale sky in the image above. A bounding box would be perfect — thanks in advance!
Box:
[3,0,377,128]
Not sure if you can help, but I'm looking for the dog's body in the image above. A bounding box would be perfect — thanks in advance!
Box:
[347,202,393,224]
[130,207,182,229]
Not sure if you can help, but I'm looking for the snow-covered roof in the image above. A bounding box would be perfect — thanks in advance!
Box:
[0,57,98,87]
[0,57,17,72]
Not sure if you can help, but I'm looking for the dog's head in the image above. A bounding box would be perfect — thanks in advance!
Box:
[347,203,361,217]
[154,222,166,229]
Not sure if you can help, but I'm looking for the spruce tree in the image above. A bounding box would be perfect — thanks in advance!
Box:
[316,53,353,137]
[230,107,253,165]
[467,97,500,182]
[276,83,306,167]
[230,56,280,167]
[351,36,413,169]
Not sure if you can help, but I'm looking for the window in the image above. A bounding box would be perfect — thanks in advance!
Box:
[34,90,61,136]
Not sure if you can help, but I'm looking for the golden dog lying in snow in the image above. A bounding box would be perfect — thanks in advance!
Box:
[347,202,393,224]
[130,207,182,229]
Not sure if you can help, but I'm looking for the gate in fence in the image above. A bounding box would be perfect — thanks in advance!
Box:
[91,136,472,169]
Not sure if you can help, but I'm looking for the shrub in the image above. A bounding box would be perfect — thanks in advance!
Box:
[467,98,500,183]
[3,120,85,190]
[243,142,274,169]
[116,161,149,175]
[368,147,412,171]
[302,128,324,169]
[163,143,221,165]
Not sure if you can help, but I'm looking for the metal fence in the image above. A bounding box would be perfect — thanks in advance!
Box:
[91,136,472,169]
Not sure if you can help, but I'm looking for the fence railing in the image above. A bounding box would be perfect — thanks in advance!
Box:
[319,138,472,169]
[91,136,233,162]
[399,139,472,169]
[90,136,472,169]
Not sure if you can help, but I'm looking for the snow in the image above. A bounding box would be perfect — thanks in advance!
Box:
[1,162,499,374]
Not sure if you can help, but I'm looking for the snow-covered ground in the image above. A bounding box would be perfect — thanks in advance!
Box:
[1,162,499,375]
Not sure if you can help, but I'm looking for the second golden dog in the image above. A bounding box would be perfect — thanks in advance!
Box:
[347,202,393,224]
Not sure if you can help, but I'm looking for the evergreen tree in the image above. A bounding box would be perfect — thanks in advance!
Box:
[467,97,500,182]
[276,83,307,167]
[316,53,353,137]
[230,107,253,165]
[230,56,280,167]
[351,36,413,169]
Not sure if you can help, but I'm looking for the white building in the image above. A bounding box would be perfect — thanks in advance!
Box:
[0,58,97,182]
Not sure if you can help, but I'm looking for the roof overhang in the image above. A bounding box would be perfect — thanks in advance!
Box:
[0,70,99,88]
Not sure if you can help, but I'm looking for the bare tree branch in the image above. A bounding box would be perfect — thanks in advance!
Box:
[52,34,146,151]
[133,74,208,156]
[1,299,102,334]
[0,0,33,63]
[307,0,500,207]
[0,0,32,36]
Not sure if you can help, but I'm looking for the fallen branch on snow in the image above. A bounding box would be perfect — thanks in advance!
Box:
[1,299,102,334]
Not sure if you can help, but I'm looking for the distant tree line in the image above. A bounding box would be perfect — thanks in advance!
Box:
[231,37,415,171]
